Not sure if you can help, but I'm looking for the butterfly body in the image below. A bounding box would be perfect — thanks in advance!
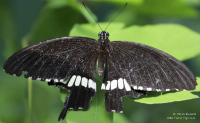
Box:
[97,31,110,77]
[3,31,197,121]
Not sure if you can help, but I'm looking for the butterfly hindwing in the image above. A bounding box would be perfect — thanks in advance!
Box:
[57,75,96,121]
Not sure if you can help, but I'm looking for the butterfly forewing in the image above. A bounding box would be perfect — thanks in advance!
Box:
[106,41,197,92]
[4,37,99,82]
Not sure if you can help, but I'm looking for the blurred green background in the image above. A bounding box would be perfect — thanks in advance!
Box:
[0,0,200,123]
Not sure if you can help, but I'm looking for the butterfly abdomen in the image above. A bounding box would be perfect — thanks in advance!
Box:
[97,53,106,77]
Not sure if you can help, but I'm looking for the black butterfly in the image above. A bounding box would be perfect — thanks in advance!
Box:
[3,3,197,121]
[3,30,197,120]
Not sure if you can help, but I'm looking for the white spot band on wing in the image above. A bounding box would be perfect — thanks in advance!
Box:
[81,77,88,88]
[106,81,111,90]
[118,78,124,89]
[124,79,131,91]
[111,80,117,90]
[68,75,76,87]
[75,76,81,86]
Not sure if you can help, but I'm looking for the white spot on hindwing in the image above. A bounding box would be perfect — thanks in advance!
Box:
[156,89,161,91]
[78,107,83,109]
[111,110,116,112]
[118,78,124,89]
[68,75,76,87]
[165,89,170,91]
[131,86,153,91]
[146,87,152,91]
[175,88,179,91]
[106,81,111,90]
[81,77,88,87]
[89,79,96,91]
[133,85,137,89]
[138,86,143,90]
[54,79,58,82]
[45,79,51,82]
[111,110,123,113]
[111,80,117,90]
[124,79,131,91]
[75,76,81,86]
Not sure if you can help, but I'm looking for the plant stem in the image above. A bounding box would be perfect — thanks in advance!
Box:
[28,78,33,123]
[22,35,32,123]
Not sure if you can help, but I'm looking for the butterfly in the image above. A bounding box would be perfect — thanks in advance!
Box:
[3,3,197,121]
[3,30,197,120]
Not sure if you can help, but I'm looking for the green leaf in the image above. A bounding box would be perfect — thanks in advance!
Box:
[134,0,199,17]
[135,77,200,104]
[107,0,144,5]
[46,0,96,23]
[28,0,88,44]
[60,74,113,123]
[100,0,199,26]
[113,113,131,123]
[112,24,200,61]
[0,0,18,59]
[70,22,125,38]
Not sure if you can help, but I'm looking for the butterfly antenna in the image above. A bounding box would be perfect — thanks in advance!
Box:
[104,3,127,31]
[83,2,103,31]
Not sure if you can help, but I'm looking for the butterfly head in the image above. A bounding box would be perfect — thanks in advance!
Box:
[98,31,109,40]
